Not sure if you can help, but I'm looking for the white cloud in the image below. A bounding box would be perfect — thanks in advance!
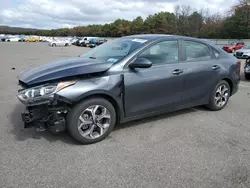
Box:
[0,0,238,29]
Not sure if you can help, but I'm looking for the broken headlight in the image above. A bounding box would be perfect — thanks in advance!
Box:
[17,80,76,102]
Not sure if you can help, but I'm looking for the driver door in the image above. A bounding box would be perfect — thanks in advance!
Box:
[123,40,184,118]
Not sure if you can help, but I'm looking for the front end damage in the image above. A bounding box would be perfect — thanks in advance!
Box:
[17,80,76,133]
[21,104,68,133]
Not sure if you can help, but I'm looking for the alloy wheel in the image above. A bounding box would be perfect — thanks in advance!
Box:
[214,84,229,107]
[77,105,111,139]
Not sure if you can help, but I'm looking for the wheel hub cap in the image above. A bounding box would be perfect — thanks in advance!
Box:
[77,105,111,139]
[214,84,229,107]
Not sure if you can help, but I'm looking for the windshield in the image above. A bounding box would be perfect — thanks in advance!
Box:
[244,45,250,49]
[81,37,148,63]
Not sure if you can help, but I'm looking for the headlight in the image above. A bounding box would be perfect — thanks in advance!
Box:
[17,80,76,101]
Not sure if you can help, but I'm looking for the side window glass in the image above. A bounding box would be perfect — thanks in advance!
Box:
[138,40,179,64]
[211,48,220,58]
[184,41,212,61]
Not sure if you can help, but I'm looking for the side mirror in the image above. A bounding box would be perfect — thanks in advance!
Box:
[129,58,152,69]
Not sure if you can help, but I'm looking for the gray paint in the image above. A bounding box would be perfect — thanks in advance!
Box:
[18,57,114,85]
[19,34,240,123]
[56,35,240,122]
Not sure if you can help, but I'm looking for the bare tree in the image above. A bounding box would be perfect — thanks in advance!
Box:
[180,5,192,17]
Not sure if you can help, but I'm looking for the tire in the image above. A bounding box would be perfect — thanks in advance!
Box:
[67,97,116,144]
[206,80,231,111]
[245,74,250,80]
[52,43,56,47]
[65,43,69,46]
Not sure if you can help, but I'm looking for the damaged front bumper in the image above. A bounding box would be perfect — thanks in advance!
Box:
[17,80,77,132]
[21,104,68,133]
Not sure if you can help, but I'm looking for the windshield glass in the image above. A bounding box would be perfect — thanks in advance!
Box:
[81,37,148,63]
[244,45,250,49]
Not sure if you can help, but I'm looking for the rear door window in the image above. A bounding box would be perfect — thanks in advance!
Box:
[184,41,213,61]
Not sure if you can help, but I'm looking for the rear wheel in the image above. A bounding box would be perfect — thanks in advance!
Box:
[206,80,230,111]
[67,98,116,144]
[52,43,56,47]
[65,43,69,46]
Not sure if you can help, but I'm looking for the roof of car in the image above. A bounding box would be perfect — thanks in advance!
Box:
[124,34,200,41]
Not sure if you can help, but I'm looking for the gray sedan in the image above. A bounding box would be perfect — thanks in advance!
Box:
[17,34,240,144]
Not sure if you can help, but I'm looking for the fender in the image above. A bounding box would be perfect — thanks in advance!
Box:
[56,74,126,121]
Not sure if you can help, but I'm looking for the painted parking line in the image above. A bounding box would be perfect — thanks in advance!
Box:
[239,84,250,88]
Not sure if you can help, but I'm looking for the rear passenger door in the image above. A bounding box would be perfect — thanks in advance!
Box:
[179,40,221,105]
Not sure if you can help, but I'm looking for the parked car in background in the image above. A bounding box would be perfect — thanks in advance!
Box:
[233,45,250,59]
[49,39,71,47]
[71,38,80,45]
[244,58,250,80]
[89,38,107,48]
[17,34,240,144]
[74,38,83,46]
[25,37,40,42]
[18,36,26,42]
[6,37,20,42]
[222,41,245,53]
[80,37,98,47]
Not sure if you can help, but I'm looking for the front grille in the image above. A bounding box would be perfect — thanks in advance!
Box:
[236,52,243,56]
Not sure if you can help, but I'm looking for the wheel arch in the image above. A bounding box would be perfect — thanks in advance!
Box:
[73,91,123,123]
[221,78,233,95]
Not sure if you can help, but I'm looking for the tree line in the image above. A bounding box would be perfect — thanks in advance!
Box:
[1,0,250,39]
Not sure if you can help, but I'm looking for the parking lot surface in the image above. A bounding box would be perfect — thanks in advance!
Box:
[1,42,250,188]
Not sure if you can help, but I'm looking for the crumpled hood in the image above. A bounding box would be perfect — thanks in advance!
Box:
[18,57,114,85]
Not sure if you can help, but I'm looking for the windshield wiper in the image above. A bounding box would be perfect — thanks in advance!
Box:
[89,56,96,59]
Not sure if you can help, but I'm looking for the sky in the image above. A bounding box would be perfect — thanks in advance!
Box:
[0,0,238,29]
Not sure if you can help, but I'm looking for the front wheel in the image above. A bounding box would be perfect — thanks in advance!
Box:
[67,98,116,144]
[206,80,231,111]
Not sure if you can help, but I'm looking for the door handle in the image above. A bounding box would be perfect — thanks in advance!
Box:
[172,69,183,75]
[212,65,220,70]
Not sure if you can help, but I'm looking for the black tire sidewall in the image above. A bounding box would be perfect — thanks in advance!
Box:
[245,74,250,80]
[207,80,231,111]
[67,98,116,144]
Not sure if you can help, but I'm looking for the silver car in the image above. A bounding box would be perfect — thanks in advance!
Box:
[49,39,71,47]
[234,45,250,59]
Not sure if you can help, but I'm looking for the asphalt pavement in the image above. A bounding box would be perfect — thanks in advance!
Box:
[1,42,250,188]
